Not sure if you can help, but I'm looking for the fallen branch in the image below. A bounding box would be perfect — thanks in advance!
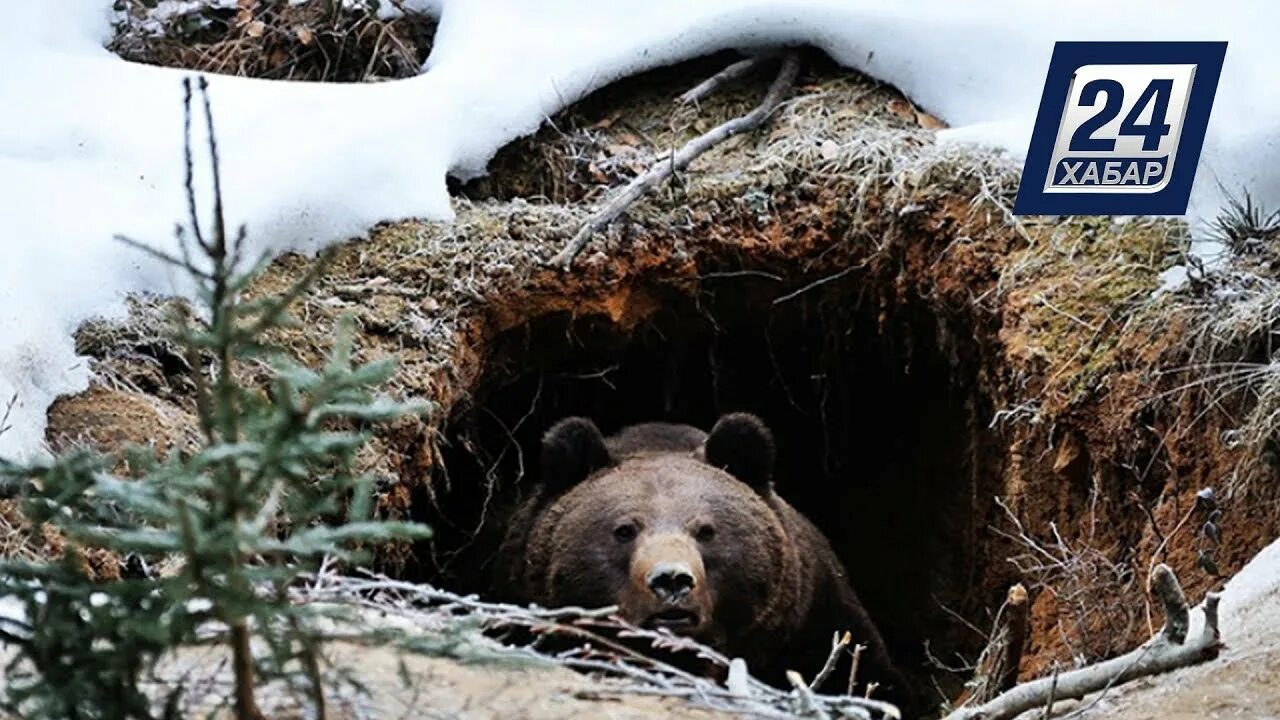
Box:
[678,54,775,105]
[945,565,1222,720]
[550,51,801,270]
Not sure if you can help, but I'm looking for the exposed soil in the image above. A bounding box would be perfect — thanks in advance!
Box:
[33,50,1280,716]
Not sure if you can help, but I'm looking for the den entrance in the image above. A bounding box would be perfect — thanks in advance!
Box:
[414,268,1007,692]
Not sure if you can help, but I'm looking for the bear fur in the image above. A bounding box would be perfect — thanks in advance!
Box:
[495,413,914,709]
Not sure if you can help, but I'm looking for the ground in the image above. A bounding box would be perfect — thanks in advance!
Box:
[12,20,1280,720]
[1041,541,1280,720]
[157,642,727,720]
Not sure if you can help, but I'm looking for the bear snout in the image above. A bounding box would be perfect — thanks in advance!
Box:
[624,532,712,634]
[646,561,696,603]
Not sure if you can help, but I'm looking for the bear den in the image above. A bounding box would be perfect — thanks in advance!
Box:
[494,411,918,712]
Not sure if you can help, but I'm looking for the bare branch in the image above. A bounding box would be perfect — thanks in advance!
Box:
[945,567,1221,720]
[788,670,831,720]
[678,54,775,105]
[181,77,209,255]
[848,643,865,696]
[811,630,851,690]
[0,393,17,440]
[297,571,900,720]
[115,234,214,280]
[550,51,802,270]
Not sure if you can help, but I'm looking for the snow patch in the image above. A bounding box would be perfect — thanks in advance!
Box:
[1220,537,1280,653]
[1152,239,1230,296]
[1,1,1279,460]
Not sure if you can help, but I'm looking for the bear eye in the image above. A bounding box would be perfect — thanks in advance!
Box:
[695,524,716,542]
[613,523,638,543]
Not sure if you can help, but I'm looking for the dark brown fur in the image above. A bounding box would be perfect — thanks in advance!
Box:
[495,414,914,710]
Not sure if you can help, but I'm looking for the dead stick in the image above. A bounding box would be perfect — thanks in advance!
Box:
[1040,668,1057,719]
[944,565,1221,720]
[953,583,1028,708]
[679,54,774,105]
[550,51,801,270]
[1150,563,1189,643]
[847,643,865,696]
[811,631,851,690]
[786,670,832,720]
[997,584,1029,693]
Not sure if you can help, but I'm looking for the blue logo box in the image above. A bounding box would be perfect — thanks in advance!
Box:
[1013,41,1227,216]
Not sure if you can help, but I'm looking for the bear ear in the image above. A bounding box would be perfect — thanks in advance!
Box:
[704,413,775,494]
[540,417,613,493]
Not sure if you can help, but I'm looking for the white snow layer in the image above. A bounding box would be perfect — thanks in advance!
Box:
[1220,536,1280,652]
[1,1,1279,460]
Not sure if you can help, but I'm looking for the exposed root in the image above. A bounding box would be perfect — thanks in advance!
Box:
[550,51,802,269]
[945,565,1222,720]
[679,53,776,105]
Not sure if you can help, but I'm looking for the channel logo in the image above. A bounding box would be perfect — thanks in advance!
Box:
[1014,42,1226,216]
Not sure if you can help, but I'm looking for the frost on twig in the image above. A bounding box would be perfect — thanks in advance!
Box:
[945,564,1222,720]
[811,630,852,690]
[550,51,802,270]
[297,571,902,719]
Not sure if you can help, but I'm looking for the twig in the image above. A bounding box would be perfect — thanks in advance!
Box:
[772,265,857,306]
[297,571,899,720]
[788,670,832,720]
[550,51,801,270]
[945,565,1221,720]
[1040,668,1058,719]
[811,631,851,690]
[0,393,17,440]
[679,54,775,105]
[848,643,865,696]
[114,234,214,281]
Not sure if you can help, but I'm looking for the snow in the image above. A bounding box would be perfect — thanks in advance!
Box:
[1152,238,1230,296]
[1,0,1279,460]
[1220,536,1280,649]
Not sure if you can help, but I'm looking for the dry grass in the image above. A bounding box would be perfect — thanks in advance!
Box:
[1209,188,1280,256]
[1147,191,1280,496]
[994,497,1144,667]
[111,0,436,82]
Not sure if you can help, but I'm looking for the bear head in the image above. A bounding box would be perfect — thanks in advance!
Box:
[525,413,799,650]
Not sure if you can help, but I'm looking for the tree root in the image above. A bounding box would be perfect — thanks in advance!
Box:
[549,51,801,270]
[678,53,775,105]
[945,565,1222,720]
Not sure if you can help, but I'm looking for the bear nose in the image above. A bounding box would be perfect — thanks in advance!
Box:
[646,562,696,603]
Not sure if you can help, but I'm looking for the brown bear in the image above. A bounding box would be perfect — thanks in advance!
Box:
[495,412,915,711]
